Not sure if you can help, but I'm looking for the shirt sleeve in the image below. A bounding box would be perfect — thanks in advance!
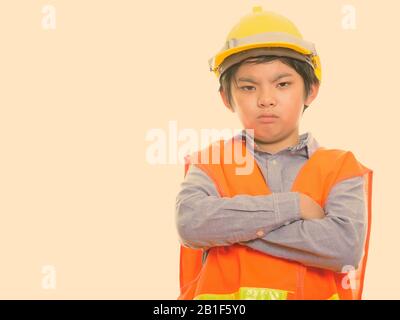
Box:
[241,176,368,272]
[175,164,301,249]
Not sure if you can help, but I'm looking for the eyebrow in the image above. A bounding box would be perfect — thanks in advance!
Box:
[237,73,294,84]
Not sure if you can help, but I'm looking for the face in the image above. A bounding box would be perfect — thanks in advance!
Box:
[220,59,319,150]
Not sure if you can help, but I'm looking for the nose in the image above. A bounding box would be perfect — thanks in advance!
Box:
[257,88,276,109]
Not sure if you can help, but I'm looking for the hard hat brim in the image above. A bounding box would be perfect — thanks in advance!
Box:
[216,47,315,79]
[209,31,321,81]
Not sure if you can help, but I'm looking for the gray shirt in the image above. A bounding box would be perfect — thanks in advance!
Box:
[175,130,367,272]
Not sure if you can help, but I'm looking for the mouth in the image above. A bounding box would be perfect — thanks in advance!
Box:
[257,114,279,123]
[257,114,279,119]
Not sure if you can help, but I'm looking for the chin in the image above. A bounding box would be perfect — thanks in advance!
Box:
[254,128,280,141]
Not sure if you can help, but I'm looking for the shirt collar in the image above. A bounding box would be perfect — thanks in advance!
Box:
[234,129,320,159]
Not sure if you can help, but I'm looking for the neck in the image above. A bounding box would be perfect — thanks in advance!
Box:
[252,130,300,154]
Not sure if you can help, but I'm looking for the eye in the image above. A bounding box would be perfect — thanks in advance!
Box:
[277,82,291,88]
[240,86,255,91]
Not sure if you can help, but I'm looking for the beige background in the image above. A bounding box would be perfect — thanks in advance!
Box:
[0,0,398,299]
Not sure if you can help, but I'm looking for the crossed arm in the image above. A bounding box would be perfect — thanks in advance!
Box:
[175,165,367,273]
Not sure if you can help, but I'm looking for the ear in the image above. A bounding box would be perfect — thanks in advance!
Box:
[304,83,320,106]
[219,89,235,112]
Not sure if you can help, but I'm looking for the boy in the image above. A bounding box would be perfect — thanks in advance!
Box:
[175,6,372,300]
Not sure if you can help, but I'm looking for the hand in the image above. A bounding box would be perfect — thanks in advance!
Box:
[299,193,325,220]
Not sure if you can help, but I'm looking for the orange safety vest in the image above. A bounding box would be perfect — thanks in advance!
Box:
[178,137,373,300]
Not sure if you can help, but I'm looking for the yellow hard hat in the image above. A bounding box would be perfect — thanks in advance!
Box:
[209,6,322,81]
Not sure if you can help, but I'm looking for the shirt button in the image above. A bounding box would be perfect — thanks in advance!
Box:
[256,230,265,237]
[271,159,277,165]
